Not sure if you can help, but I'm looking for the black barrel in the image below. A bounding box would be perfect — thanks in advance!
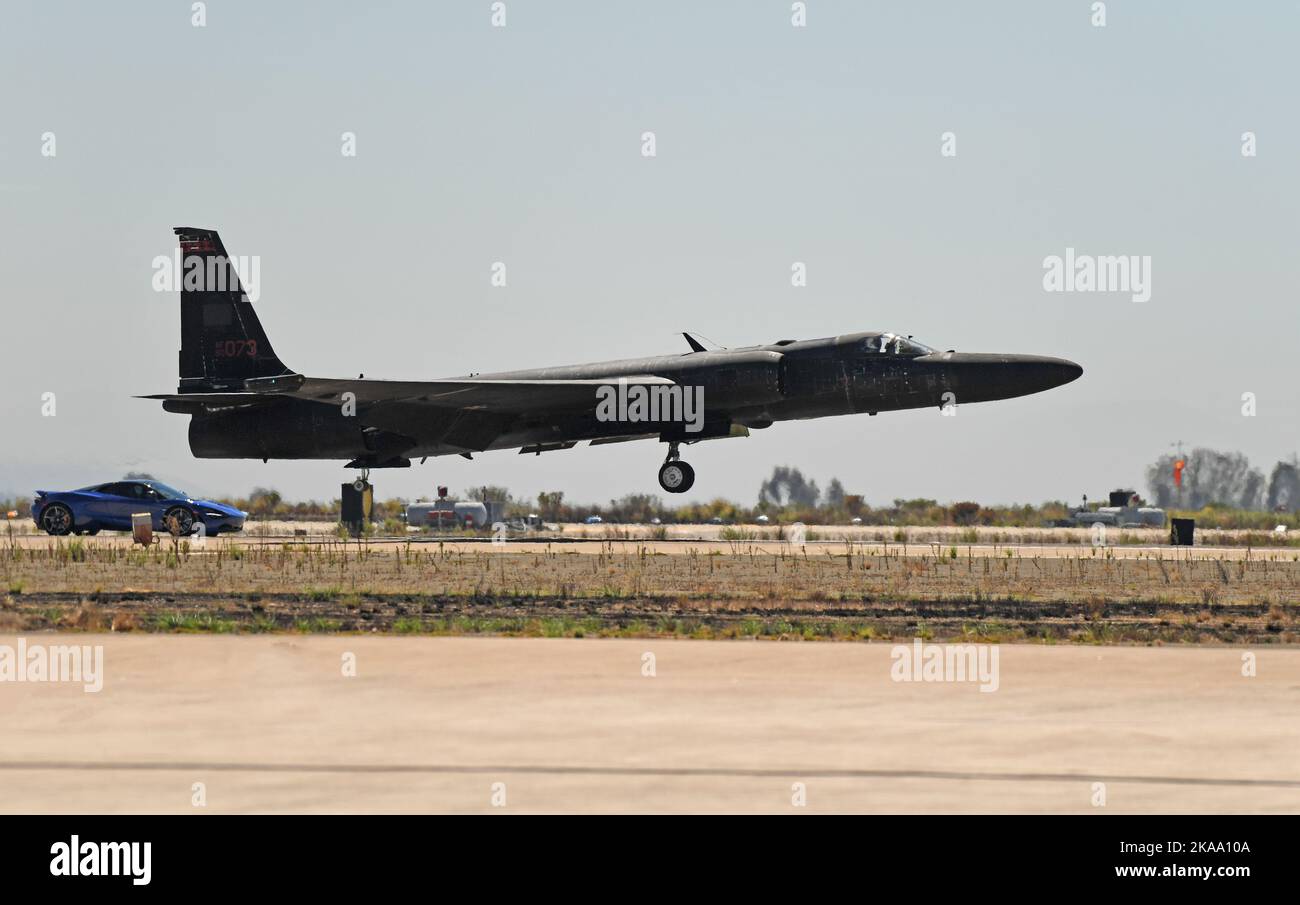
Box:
[341,481,373,537]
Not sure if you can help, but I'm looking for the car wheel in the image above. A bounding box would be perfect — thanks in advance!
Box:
[164,506,195,537]
[40,503,74,536]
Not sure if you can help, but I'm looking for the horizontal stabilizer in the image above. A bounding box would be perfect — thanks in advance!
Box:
[134,392,290,414]
[136,392,282,404]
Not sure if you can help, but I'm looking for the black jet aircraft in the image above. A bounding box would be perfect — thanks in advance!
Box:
[143,228,1082,493]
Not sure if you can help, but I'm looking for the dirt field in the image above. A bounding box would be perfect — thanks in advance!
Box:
[1,635,1295,814]
[3,529,1299,643]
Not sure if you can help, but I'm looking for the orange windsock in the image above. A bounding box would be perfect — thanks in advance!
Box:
[1173,459,1186,487]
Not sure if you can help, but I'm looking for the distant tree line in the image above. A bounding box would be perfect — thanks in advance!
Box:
[1147,450,1300,512]
[5,455,1298,529]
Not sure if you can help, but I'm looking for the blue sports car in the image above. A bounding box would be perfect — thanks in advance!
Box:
[32,479,246,537]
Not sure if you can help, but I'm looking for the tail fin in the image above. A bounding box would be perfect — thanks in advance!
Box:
[174,226,292,392]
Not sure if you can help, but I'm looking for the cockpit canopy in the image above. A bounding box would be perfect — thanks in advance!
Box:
[864,333,935,356]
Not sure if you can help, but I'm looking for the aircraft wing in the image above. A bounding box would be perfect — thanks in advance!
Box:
[141,374,675,413]
[291,375,675,412]
[139,374,682,453]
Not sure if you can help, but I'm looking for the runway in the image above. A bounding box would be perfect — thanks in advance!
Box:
[4,522,1293,561]
[1,635,1296,813]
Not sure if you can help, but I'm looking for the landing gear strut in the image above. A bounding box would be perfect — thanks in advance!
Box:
[657,442,695,493]
[352,467,370,493]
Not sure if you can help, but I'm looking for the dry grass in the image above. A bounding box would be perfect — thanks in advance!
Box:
[2,533,1297,643]
[3,536,1298,607]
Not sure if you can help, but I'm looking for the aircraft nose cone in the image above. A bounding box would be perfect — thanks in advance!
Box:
[927,352,1082,403]
[1011,355,1083,393]
[1045,357,1083,387]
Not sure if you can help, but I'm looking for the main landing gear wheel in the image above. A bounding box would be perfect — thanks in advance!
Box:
[40,503,74,536]
[658,460,695,493]
[164,506,195,538]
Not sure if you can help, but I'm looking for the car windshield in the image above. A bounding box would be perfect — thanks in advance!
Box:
[146,481,188,499]
[866,334,935,355]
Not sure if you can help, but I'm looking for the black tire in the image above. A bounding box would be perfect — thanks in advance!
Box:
[164,506,195,537]
[658,460,695,494]
[40,503,75,536]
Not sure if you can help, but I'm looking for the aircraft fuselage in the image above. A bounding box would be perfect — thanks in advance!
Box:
[154,228,1083,493]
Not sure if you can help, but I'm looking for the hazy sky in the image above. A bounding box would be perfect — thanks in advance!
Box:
[2,1,1297,508]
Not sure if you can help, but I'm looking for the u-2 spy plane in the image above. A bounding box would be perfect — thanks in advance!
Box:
[143,228,1082,494]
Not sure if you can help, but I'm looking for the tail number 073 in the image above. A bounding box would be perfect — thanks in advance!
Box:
[214,339,258,359]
